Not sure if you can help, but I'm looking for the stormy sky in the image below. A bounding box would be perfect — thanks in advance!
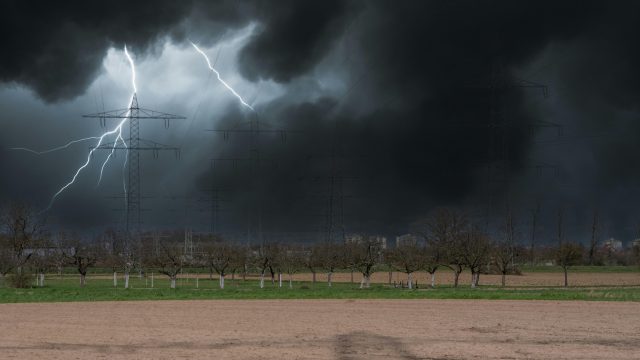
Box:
[2,0,640,244]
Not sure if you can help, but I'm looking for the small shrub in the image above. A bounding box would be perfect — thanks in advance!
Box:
[8,271,33,288]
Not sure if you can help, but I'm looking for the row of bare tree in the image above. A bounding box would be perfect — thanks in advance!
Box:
[1,205,639,289]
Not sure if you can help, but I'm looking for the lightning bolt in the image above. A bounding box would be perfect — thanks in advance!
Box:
[44,45,137,211]
[10,136,102,155]
[190,42,255,111]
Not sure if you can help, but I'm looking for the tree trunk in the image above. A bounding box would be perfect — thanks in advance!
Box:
[289,273,293,288]
[80,273,86,287]
[471,272,476,288]
[327,272,333,287]
[312,271,316,284]
[563,267,568,287]
[278,273,282,288]
[350,270,354,283]
[220,274,225,289]
[365,275,371,288]
[151,273,154,288]
[124,271,130,289]
[407,273,413,289]
[430,272,436,288]
[259,271,265,289]
[501,272,506,287]
[170,276,177,289]
[359,275,365,289]
[39,273,45,287]
[453,270,460,288]
[388,271,392,285]
[113,271,117,287]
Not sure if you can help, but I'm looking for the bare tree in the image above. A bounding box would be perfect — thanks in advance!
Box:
[50,232,68,280]
[254,243,283,288]
[633,241,640,268]
[493,241,513,287]
[230,245,249,282]
[255,245,271,289]
[493,207,517,287]
[61,236,101,287]
[387,242,422,289]
[461,226,491,288]
[266,244,285,287]
[556,242,584,287]
[144,239,184,289]
[342,241,359,283]
[279,245,304,288]
[318,242,342,287]
[302,244,322,284]
[529,201,540,265]
[30,235,53,287]
[102,229,127,287]
[382,249,394,285]
[421,241,441,288]
[0,203,44,281]
[419,208,468,288]
[550,207,583,287]
[588,209,600,266]
[352,237,382,288]
[201,240,235,289]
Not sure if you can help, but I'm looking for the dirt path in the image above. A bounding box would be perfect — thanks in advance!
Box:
[289,271,640,287]
[74,271,640,287]
[1,299,638,359]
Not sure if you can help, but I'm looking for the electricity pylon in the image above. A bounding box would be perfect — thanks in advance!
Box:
[83,94,185,243]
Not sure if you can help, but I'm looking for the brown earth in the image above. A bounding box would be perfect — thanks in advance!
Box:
[1,299,639,359]
[287,271,640,287]
[160,271,639,287]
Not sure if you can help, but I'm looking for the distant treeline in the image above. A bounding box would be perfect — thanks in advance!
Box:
[1,204,639,289]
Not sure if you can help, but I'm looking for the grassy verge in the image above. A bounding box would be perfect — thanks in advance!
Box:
[1,276,639,303]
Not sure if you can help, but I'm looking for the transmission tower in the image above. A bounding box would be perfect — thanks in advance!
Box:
[83,94,185,243]
[300,123,364,244]
[210,150,277,248]
[197,186,231,235]
[208,115,300,248]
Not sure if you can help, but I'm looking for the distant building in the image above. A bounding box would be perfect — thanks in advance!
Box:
[631,239,640,249]
[345,233,387,250]
[345,233,364,245]
[603,238,623,252]
[395,233,418,247]
[371,235,387,250]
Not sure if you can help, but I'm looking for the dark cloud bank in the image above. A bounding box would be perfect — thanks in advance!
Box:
[3,0,640,243]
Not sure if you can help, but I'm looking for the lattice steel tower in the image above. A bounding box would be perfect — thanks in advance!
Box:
[83,94,185,240]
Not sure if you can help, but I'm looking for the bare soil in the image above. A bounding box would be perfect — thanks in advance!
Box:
[289,271,640,287]
[1,299,638,359]
[177,271,640,287]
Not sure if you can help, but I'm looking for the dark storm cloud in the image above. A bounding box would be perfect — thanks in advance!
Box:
[0,0,196,101]
[4,1,640,241]
[237,0,359,82]
[212,0,609,232]
[200,0,640,239]
[0,0,355,102]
